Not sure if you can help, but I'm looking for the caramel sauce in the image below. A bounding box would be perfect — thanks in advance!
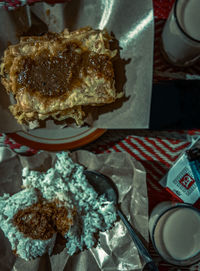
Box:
[13,201,74,240]
[16,42,113,97]
[86,53,114,79]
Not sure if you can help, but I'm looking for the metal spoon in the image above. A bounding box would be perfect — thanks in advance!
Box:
[84,170,159,271]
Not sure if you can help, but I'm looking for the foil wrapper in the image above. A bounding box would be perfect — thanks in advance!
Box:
[0,0,153,132]
[0,148,148,271]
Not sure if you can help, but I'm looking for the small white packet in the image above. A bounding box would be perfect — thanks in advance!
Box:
[160,138,200,204]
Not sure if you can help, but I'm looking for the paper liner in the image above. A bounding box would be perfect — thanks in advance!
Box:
[0,0,153,132]
[0,147,148,271]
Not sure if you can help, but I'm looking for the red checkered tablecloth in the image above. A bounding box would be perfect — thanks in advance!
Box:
[0,1,200,270]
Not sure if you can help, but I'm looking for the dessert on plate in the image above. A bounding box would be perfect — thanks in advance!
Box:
[0,27,123,128]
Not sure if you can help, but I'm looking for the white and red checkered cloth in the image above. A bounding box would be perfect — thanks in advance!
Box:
[1,0,200,270]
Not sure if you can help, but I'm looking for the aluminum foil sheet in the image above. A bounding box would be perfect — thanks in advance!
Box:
[0,148,148,271]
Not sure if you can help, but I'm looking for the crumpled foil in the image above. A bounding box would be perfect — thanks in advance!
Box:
[0,147,148,271]
[0,0,153,131]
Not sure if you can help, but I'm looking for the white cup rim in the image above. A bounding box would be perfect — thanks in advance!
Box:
[174,0,200,43]
[151,203,200,266]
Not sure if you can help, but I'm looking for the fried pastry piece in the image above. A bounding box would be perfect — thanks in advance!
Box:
[1,27,122,127]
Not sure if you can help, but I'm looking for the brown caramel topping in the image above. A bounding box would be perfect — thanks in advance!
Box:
[13,201,74,240]
[16,42,113,97]
[86,54,114,79]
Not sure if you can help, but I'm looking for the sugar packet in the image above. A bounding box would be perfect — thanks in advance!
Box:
[160,137,200,204]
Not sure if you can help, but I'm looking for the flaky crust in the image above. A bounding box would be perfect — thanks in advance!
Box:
[1,27,122,127]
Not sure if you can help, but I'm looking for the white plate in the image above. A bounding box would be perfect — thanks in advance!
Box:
[9,127,106,151]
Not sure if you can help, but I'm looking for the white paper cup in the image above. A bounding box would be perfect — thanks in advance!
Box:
[149,202,200,266]
[161,0,200,66]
